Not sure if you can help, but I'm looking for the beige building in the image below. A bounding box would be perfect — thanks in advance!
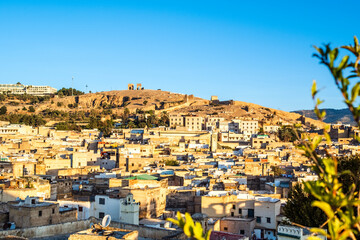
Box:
[0,177,51,202]
[119,179,168,219]
[169,114,185,128]
[214,217,255,238]
[264,125,280,133]
[8,196,77,228]
[185,116,204,131]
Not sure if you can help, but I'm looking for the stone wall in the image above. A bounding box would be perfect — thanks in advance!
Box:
[0,219,95,239]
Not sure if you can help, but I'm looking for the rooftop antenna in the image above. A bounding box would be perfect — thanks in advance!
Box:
[72,76,74,96]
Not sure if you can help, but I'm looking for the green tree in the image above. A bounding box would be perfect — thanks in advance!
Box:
[57,87,84,96]
[0,106,7,115]
[165,159,180,166]
[28,106,35,112]
[278,126,298,142]
[271,166,286,176]
[284,184,327,228]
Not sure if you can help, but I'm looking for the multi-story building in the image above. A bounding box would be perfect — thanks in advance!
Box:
[202,193,280,240]
[0,83,57,96]
[205,117,225,131]
[169,114,185,128]
[185,116,204,131]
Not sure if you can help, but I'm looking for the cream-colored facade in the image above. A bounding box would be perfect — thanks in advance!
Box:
[0,84,57,95]
[185,116,204,131]
[169,114,185,128]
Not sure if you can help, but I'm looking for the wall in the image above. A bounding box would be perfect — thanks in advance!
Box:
[109,221,185,240]
[0,219,95,239]
[93,195,122,221]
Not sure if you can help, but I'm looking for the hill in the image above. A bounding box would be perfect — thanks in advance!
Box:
[0,89,324,128]
[292,108,355,125]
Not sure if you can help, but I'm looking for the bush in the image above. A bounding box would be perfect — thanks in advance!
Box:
[57,87,84,96]
[28,106,35,112]
[165,159,180,166]
[0,106,7,115]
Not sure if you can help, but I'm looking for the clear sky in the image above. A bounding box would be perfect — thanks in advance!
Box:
[1,0,359,111]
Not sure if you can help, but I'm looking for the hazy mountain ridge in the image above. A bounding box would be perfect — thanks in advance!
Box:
[292,108,355,125]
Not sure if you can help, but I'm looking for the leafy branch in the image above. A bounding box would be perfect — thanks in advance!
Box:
[167,212,211,240]
[298,36,360,240]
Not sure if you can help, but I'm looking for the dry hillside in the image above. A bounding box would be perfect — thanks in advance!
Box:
[4,89,323,127]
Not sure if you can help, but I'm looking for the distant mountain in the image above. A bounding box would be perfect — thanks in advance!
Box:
[292,108,355,125]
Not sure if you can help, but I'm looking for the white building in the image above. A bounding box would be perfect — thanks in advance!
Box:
[0,83,57,96]
[93,194,139,225]
[277,225,327,240]
[57,199,92,220]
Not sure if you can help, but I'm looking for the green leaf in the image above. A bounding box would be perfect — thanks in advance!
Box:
[338,55,349,70]
[351,82,360,102]
[312,80,318,98]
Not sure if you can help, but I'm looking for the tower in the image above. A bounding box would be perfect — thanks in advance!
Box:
[121,193,139,225]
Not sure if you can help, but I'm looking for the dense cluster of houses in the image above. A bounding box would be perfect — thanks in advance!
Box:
[0,117,354,239]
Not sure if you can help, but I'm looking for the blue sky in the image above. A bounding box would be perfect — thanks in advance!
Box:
[0,0,359,111]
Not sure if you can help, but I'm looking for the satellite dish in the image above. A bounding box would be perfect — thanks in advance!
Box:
[101,215,111,228]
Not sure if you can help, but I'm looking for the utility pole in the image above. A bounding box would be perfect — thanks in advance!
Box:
[72,76,74,96]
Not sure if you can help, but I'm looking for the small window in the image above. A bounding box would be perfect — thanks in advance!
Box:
[231,212,234,217]
[99,198,105,205]
[31,199,36,204]
[39,211,42,217]
[224,227,228,231]
[232,204,236,210]
[240,230,245,235]
[99,212,105,218]
[238,209,242,214]
[248,209,254,218]
[267,217,271,223]
[52,208,55,214]
[79,206,83,212]
[256,217,261,223]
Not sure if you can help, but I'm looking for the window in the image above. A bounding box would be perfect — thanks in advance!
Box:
[99,198,105,205]
[256,217,261,223]
[232,204,236,209]
[99,212,105,218]
[224,227,228,231]
[231,212,234,217]
[248,209,254,218]
[238,209,242,214]
[52,208,55,214]
[240,230,245,235]
[31,199,36,204]
[267,217,271,223]
[39,211,42,217]
[79,206,83,212]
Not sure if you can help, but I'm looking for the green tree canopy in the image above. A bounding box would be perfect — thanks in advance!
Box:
[284,184,327,228]
[57,87,84,96]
